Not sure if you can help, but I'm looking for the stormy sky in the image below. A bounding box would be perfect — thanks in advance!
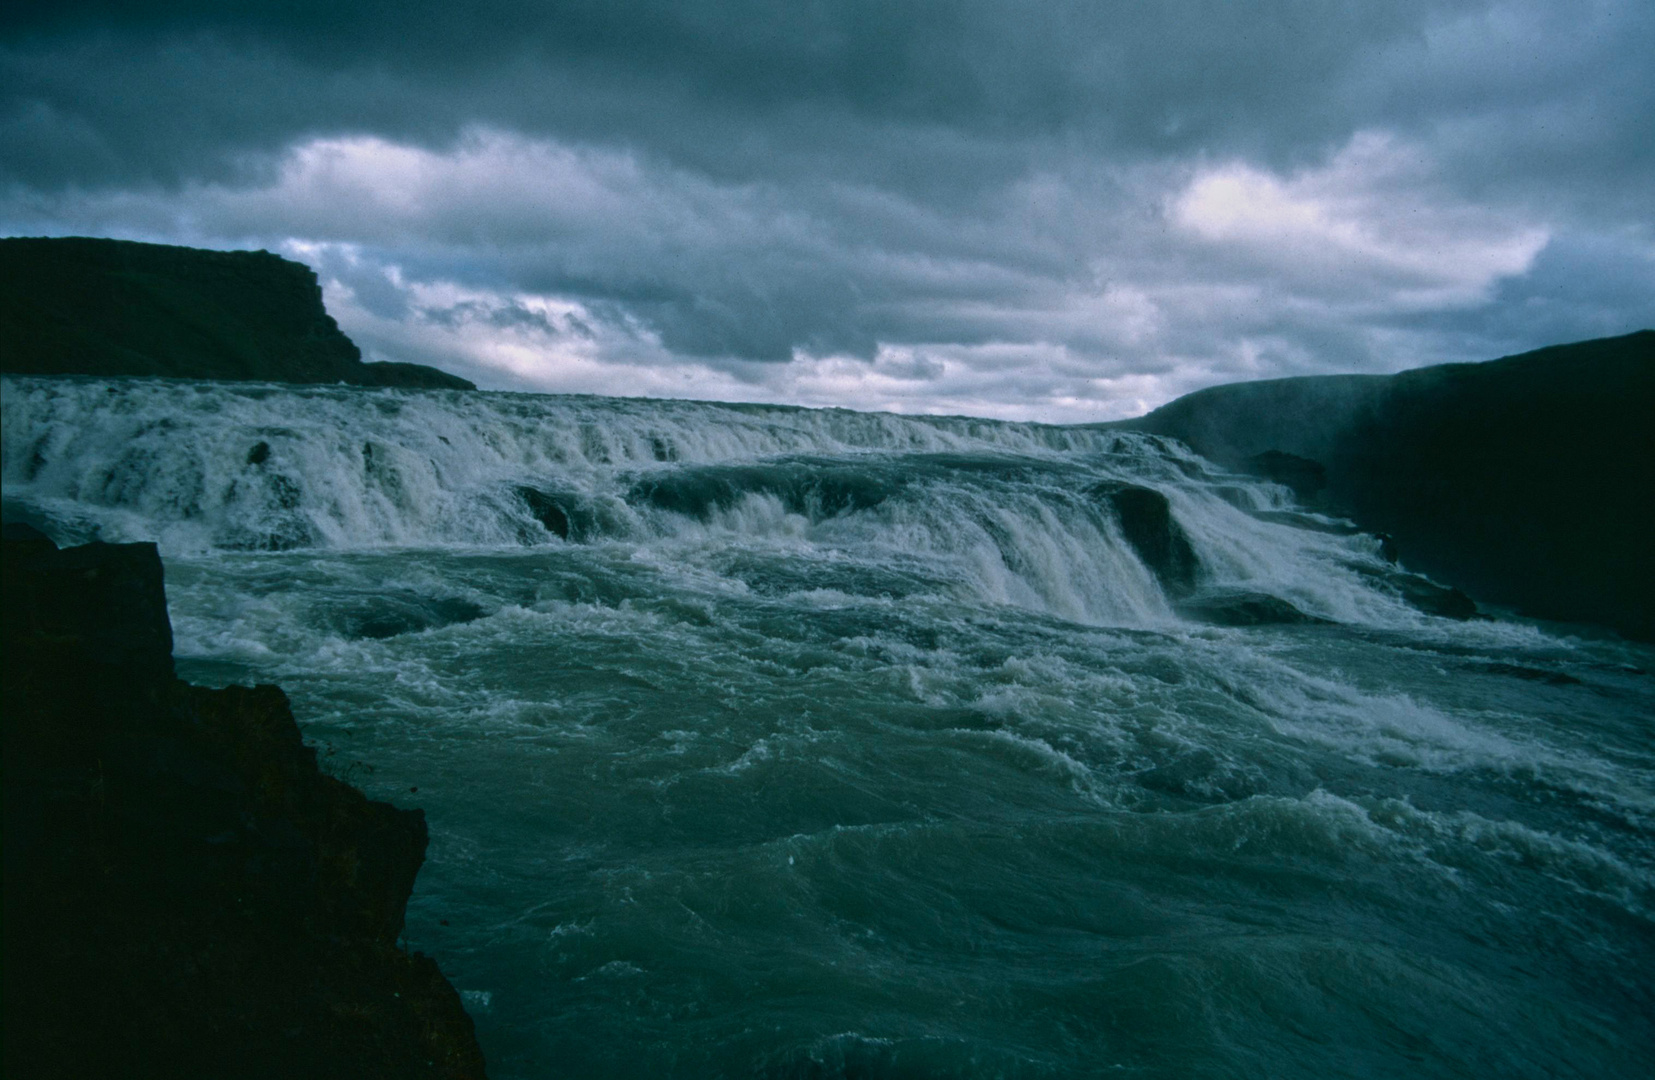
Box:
[3,2,1651,420]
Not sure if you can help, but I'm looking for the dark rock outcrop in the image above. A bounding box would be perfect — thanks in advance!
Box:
[1475,662,1582,686]
[627,462,903,524]
[1,526,487,1080]
[1174,590,1330,627]
[1245,509,1364,536]
[334,593,488,641]
[0,236,475,390]
[1109,331,1655,639]
[1242,451,1326,501]
[517,486,575,540]
[1089,482,1201,596]
[1377,569,1479,621]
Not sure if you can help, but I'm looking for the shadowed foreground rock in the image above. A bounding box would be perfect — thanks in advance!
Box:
[0,236,475,390]
[1,525,487,1079]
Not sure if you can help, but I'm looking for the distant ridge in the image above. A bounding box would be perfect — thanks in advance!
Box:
[1108,331,1655,639]
[0,236,474,390]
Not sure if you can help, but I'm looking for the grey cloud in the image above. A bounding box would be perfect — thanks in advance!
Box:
[1396,232,1655,358]
[421,300,571,337]
[4,2,1503,189]
[305,247,409,320]
[2,1,1652,416]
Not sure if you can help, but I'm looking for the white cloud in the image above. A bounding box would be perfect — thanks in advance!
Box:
[3,124,1611,423]
[1171,132,1549,308]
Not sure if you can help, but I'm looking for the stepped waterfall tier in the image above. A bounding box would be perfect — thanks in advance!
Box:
[4,375,1652,1078]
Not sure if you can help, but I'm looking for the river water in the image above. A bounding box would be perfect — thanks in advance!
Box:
[4,375,1652,1078]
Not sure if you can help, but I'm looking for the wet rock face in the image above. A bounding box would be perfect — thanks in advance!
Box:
[1090,482,1201,597]
[1242,450,1327,502]
[516,484,583,539]
[1175,590,1330,627]
[1346,562,1480,621]
[1,532,487,1080]
[1385,571,1479,621]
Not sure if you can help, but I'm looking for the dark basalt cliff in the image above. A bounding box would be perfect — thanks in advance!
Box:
[1,525,487,1079]
[0,236,475,390]
[1109,330,1655,640]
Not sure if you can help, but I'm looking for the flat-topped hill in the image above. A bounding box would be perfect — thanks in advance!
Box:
[0,236,473,390]
[1108,330,1655,639]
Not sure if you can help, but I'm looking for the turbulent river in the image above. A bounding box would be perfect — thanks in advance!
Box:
[4,375,1653,1079]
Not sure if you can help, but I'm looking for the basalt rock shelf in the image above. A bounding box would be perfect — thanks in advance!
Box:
[0,525,487,1080]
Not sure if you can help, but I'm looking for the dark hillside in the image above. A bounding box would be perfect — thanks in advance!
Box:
[0,236,473,389]
[1112,331,1655,639]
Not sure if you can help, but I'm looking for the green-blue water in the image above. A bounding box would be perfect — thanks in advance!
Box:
[5,376,1652,1078]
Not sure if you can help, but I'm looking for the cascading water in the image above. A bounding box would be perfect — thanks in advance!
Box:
[5,374,1652,1079]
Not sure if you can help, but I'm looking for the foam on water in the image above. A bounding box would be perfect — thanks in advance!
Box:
[4,375,1435,632]
[6,375,1653,1078]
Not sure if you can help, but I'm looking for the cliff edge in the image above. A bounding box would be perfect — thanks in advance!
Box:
[1,525,487,1078]
[0,236,475,390]
[1109,330,1655,640]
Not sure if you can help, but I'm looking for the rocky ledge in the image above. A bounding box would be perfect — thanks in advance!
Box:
[1,525,487,1079]
[0,236,475,390]
[1108,330,1655,640]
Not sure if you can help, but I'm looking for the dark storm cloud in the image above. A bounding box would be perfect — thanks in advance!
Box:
[4,0,1513,191]
[2,1,1651,416]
